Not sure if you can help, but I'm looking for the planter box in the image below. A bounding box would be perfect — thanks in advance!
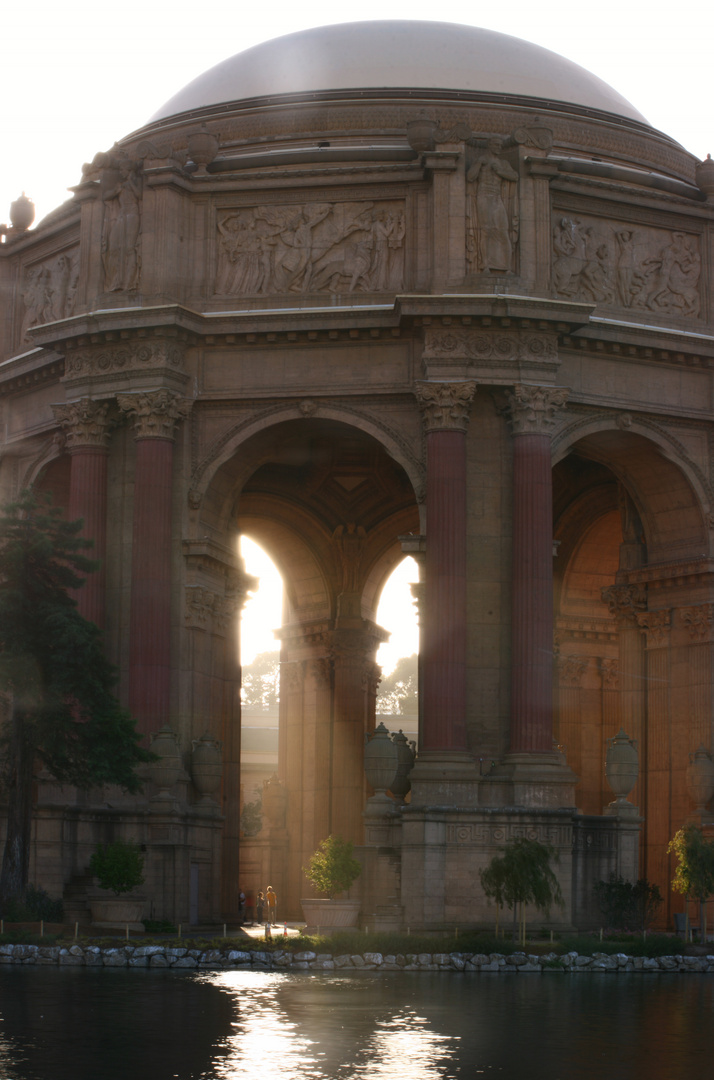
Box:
[300,898,361,933]
[90,896,146,932]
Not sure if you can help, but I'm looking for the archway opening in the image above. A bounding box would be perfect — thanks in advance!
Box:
[375,556,419,747]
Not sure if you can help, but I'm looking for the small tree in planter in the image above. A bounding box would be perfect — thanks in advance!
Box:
[89,840,144,896]
[89,840,146,931]
[301,835,362,930]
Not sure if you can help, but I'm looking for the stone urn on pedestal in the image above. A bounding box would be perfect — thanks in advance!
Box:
[686,746,714,822]
[191,732,223,807]
[605,729,639,814]
[149,726,183,805]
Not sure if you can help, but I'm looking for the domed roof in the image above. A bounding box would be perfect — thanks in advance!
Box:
[150,21,647,125]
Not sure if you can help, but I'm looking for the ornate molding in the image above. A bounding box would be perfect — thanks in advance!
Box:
[636,609,672,649]
[184,585,243,636]
[281,661,304,694]
[414,380,476,433]
[117,390,192,440]
[308,657,332,689]
[601,584,647,627]
[64,341,185,380]
[423,328,558,366]
[680,604,714,642]
[52,398,113,450]
[505,384,569,436]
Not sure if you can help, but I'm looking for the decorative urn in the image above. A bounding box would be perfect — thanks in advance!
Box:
[695,154,714,197]
[9,192,35,232]
[389,729,416,799]
[605,728,639,806]
[364,722,399,797]
[686,745,714,817]
[149,726,183,801]
[190,732,222,803]
[406,117,438,152]
[187,125,219,174]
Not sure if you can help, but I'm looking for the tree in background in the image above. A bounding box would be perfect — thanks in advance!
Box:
[593,872,663,931]
[240,650,280,711]
[480,837,564,944]
[668,824,714,941]
[376,653,418,716]
[0,492,153,907]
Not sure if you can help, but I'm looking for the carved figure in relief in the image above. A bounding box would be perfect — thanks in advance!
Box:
[466,139,518,273]
[553,218,701,317]
[101,158,142,292]
[20,250,79,341]
[215,201,405,296]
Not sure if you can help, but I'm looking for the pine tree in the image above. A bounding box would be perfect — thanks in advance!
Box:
[0,491,153,906]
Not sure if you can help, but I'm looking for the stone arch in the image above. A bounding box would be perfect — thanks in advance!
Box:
[189,399,425,533]
[554,418,707,563]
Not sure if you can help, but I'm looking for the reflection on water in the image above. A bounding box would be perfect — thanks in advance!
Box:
[1,966,713,1080]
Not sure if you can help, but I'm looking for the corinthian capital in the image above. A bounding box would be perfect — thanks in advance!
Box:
[52,398,113,450]
[117,390,192,440]
[415,381,477,433]
[601,584,647,627]
[505,384,568,436]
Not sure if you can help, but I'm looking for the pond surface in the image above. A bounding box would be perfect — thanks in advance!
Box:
[1,967,712,1080]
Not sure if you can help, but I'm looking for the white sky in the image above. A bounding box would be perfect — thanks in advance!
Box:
[1,1,712,227]
[240,537,418,673]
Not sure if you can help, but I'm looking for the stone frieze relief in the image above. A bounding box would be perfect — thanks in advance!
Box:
[552,215,701,316]
[20,249,79,341]
[214,200,405,296]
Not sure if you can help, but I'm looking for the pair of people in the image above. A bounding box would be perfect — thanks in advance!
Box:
[256,886,277,926]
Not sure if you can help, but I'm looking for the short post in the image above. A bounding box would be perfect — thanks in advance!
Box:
[74,922,78,940]
[40,920,44,938]
[178,924,182,939]
[223,923,227,938]
[125,924,129,941]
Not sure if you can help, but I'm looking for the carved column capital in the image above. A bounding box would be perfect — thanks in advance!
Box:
[601,584,647,627]
[52,398,113,450]
[415,381,477,433]
[281,660,305,694]
[636,609,671,649]
[599,658,619,690]
[680,603,714,642]
[504,384,568,436]
[557,654,589,687]
[117,390,192,440]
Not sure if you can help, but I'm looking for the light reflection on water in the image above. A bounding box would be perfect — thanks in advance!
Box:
[1,966,714,1079]
[202,971,456,1080]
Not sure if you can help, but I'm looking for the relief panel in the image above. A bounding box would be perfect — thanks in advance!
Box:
[214,200,405,296]
[19,249,79,343]
[552,214,701,317]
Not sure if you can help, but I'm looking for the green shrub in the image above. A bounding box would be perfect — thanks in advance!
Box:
[0,885,63,922]
[303,835,362,899]
[593,874,663,931]
[89,840,144,896]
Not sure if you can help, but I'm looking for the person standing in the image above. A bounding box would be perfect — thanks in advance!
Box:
[244,887,255,926]
[266,885,277,926]
[256,890,265,925]
[238,887,246,925]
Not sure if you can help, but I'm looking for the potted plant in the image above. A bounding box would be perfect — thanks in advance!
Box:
[300,835,362,931]
[88,840,146,931]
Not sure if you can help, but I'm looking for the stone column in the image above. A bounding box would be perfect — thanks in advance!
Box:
[601,584,647,814]
[118,390,191,736]
[506,384,568,754]
[637,609,672,903]
[52,398,113,627]
[409,382,477,805]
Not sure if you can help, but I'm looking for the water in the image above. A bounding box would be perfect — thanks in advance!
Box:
[1,967,712,1080]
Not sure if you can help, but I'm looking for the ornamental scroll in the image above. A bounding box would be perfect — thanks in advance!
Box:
[215,200,405,296]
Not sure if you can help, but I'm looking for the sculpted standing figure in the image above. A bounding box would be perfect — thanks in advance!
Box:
[101,157,142,292]
[467,138,518,273]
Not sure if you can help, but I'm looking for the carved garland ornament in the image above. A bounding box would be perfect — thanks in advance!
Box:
[636,609,672,648]
[414,381,477,433]
[64,342,185,379]
[423,329,557,364]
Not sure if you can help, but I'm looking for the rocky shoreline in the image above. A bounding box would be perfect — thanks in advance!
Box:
[2,943,714,972]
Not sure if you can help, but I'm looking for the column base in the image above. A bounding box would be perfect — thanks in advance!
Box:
[408,750,478,807]
[482,752,578,809]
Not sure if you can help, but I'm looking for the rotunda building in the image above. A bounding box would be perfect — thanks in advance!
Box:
[1,21,713,930]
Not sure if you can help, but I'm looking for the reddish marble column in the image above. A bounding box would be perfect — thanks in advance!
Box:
[52,398,112,627]
[415,381,476,752]
[507,385,568,754]
[118,391,191,736]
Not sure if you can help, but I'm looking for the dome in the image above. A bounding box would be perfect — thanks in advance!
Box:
[150,21,648,125]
